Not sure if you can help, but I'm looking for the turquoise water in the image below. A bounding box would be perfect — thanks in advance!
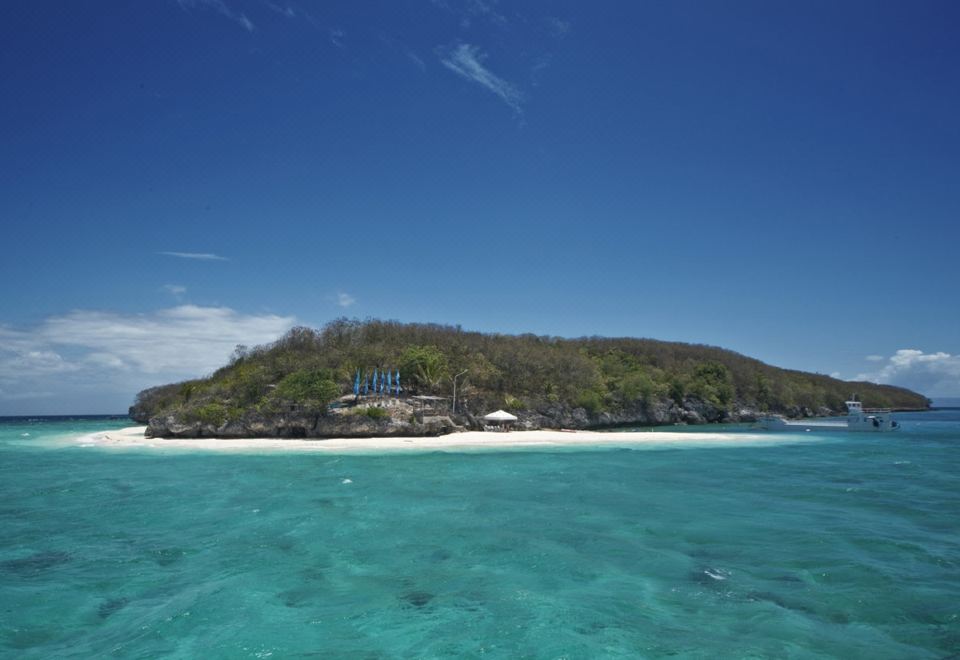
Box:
[1,414,958,658]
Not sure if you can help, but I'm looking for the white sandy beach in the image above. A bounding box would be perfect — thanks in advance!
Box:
[76,426,812,453]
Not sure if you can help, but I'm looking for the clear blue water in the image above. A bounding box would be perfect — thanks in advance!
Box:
[1,413,958,658]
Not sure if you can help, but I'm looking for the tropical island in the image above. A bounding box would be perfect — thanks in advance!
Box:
[128,319,929,439]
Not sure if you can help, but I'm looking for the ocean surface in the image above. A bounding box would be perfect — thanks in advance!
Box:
[1,412,958,658]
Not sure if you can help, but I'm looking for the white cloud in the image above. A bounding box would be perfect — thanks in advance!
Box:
[329,27,345,48]
[176,0,255,32]
[438,43,524,115]
[865,354,885,362]
[829,372,841,379]
[3,349,79,376]
[337,292,357,308]
[159,251,228,261]
[854,349,960,396]
[35,306,295,374]
[162,284,187,298]
[84,352,129,370]
[0,306,296,413]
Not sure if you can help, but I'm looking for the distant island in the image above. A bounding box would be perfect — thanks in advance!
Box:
[130,319,930,439]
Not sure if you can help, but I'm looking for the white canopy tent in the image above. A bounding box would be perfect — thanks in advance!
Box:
[483,410,518,422]
[483,409,518,431]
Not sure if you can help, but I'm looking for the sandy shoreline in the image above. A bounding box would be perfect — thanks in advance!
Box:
[75,426,810,453]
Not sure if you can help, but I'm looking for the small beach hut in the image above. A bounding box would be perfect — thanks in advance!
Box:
[483,409,518,431]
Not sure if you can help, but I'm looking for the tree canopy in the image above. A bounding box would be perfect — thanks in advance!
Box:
[131,318,930,425]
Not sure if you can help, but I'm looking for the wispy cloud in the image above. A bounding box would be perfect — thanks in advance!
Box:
[162,284,187,295]
[337,292,356,308]
[265,2,295,18]
[159,251,228,261]
[0,306,297,413]
[465,0,507,27]
[0,387,54,401]
[407,50,427,71]
[854,349,960,397]
[329,27,345,48]
[531,54,551,86]
[29,306,294,374]
[544,16,570,38]
[438,43,524,115]
[176,0,255,32]
[430,0,507,27]
[162,284,187,300]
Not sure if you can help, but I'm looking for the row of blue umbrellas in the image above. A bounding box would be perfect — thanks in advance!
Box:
[354,368,401,396]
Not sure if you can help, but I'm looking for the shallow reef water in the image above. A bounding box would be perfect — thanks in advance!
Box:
[1,413,958,657]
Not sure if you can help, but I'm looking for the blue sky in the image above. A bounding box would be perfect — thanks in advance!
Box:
[2,1,959,413]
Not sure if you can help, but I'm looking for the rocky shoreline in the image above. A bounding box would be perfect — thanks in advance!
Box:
[135,396,844,440]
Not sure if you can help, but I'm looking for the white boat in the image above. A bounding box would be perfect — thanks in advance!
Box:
[758,399,900,432]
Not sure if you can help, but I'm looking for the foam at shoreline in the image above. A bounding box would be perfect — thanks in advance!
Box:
[74,426,823,454]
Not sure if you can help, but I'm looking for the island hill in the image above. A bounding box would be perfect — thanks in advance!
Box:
[130,319,930,439]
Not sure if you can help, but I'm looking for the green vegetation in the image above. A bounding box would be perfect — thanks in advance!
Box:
[192,402,227,427]
[355,406,389,420]
[399,345,448,391]
[131,319,930,426]
[503,395,525,411]
[270,369,340,412]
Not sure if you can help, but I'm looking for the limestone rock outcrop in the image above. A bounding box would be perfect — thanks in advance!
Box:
[142,395,802,439]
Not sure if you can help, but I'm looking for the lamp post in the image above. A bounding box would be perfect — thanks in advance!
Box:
[452,369,468,415]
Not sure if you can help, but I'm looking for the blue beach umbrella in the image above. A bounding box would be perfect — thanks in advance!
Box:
[372,368,378,394]
[386,369,392,395]
[364,371,370,395]
[353,368,360,396]
[395,369,401,395]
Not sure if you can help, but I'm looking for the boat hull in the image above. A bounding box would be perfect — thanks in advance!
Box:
[757,417,847,432]
[757,413,899,433]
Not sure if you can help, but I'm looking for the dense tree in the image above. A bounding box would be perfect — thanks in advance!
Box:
[271,369,340,412]
[131,319,930,424]
[399,345,448,392]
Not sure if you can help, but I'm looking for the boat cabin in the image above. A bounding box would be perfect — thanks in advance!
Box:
[845,400,899,431]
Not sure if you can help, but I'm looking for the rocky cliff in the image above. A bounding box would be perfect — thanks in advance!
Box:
[141,395,833,439]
